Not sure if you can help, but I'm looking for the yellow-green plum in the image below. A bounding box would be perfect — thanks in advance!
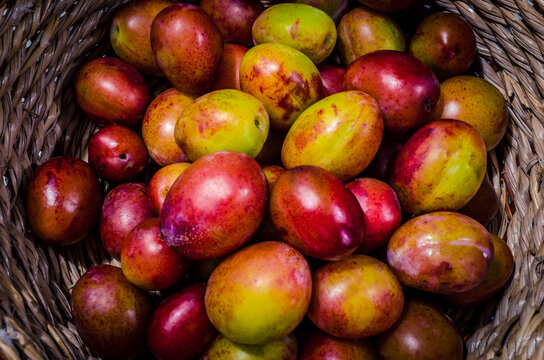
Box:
[203,334,298,359]
[444,234,514,306]
[252,3,337,64]
[389,119,487,215]
[387,211,494,294]
[281,91,383,181]
[142,88,193,166]
[440,75,509,150]
[240,43,322,131]
[377,299,463,360]
[205,241,312,344]
[174,89,268,161]
[308,255,404,338]
[337,7,406,66]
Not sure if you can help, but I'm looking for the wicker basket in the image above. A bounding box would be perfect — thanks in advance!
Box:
[1,0,543,359]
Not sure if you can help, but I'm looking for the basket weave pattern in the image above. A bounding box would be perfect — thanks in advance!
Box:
[0,0,543,359]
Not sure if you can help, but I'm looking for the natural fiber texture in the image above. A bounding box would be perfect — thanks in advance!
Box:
[0,0,543,359]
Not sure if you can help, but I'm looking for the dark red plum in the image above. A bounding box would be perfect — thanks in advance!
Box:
[71,265,153,360]
[25,156,102,246]
[147,283,216,360]
[318,62,345,99]
[73,57,150,126]
[99,182,154,259]
[458,176,499,226]
[346,178,402,253]
[344,50,440,133]
[270,165,364,261]
[88,125,148,183]
[300,330,379,359]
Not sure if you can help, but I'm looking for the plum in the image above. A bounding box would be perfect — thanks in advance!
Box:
[344,50,440,132]
[147,283,217,360]
[239,43,322,131]
[389,119,487,215]
[270,165,365,261]
[387,211,494,294]
[205,241,312,344]
[71,265,153,360]
[211,44,248,91]
[281,90,383,181]
[377,298,463,360]
[357,0,417,12]
[252,3,337,64]
[121,218,191,290]
[409,12,476,80]
[99,182,154,259]
[151,4,223,96]
[200,0,264,46]
[73,57,150,126]
[203,334,298,359]
[25,156,102,246]
[318,62,345,99]
[337,7,406,66]
[147,162,191,215]
[458,176,499,226]
[308,255,404,338]
[110,0,173,76]
[439,75,509,150]
[300,330,379,359]
[160,151,268,260]
[141,87,193,166]
[88,125,148,183]
[174,89,269,161]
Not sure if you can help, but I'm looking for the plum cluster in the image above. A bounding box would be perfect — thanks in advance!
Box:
[24,0,513,359]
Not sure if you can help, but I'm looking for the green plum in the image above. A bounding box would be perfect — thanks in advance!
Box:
[252,3,337,64]
[203,334,298,359]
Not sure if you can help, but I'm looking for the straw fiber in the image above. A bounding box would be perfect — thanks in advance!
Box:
[0,0,543,359]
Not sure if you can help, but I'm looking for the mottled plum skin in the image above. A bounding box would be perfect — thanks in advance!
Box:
[389,119,487,215]
[174,89,269,161]
[147,283,217,360]
[205,241,312,344]
[151,4,223,96]
[458,176,499,226]
[147,162,191,215]
[71,265,153,360]
[142,88,193,166]
[203,334,298,359]
[270,165,365,261]
[344,50,440,132]
[211,44,248,91]
[318,62,345,99]
[262,164,285,192]
[160,151,268,260]
[88,125,148,183]
[377,299,463,360]
[121,218,191,290]
[440,75,509,150]
[239,43,322,131]
[300,330,379,359]
[281,91,383,181]
[387,211,494,294]
[409,12,476,80]
[288,0,350,22]
[110,0,173,76]
[308,255,404,338]
[25,156,102,246]
[252,3,337,64]
[337,7,406,67]
[357,0,417,12]
[200,0,264,46]
[445,234,514,307]
[74,57,150,126]
[346,178,402,253]
[99,183,155,259]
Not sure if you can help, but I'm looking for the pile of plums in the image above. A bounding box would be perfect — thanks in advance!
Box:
[24,0,513,359]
